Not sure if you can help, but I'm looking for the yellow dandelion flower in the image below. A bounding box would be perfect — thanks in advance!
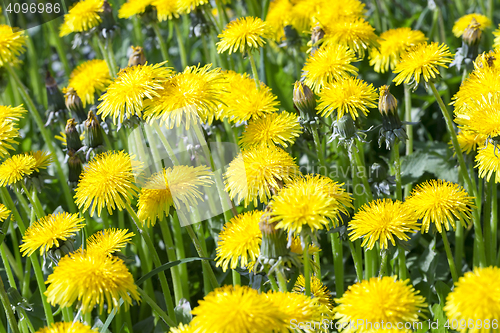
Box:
[494,26,500,49]
[289,236,321,257]
[266,290,327,331]
[444,266,500,332]
[452,60,500,117]
[215,210,263,271]
[476,144,500,183]
[268,177,340,234]
[217,16,270,54]
[224,146,299,207]
[177,0,208,14]
[74,151,141,217]
[293,275,333,312]
[239,112,302,149]
[369,28,427,73]
[20,212,85,257]
[220,70,279,123]
[321,17,379,58]
[0,154,36,186]
[349,199,420,250]
[191,285,287,333]
[29,151,52,173]
[36,322,96,333]
[454,130,487,154]
[314,0,365,24]
[0,104,26,122]
[168,323,196,333]
[87,228,135,256]
[393,42,453,87]
[68,60,112,107]
[405,179,474,233]
[452,13,491,37]
[0,25,26,67]
[455,95,500,139]
[60,0,104,37]
[0,203,10,222]
[265,0,293,41]
[45,249,140,314]
[302,43,359,93]
[118,0,154,18]
[334,277,427,331]
[144,64,224,129]
[0,120,19,158]
[153,0,180,21]
[97,62,171,124]
[137,165,213,226]
[317,76,378,121]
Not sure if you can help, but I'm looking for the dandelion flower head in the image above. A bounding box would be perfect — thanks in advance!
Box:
[60,0,104,37]
[452,13,491,37]
[0,25,26,67]
[217,16,271,54]
[87,228,135,256]
[68,60,112,107]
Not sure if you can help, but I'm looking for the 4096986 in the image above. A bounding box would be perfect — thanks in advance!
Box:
[5,2,60,14]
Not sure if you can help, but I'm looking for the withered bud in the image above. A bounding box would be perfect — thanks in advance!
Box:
[100,0,115,31]
[337,114,357,140]
[463,18,482,45]
[293,81,316,121]
[84,111,104,149]
[64,87,86,122]
[378,85,398,115]
[65,119,82,151]
[311,26,325,47]
[128,46,146,67]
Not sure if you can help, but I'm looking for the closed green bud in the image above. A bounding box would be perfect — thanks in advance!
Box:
[84,111,104,149]
[45,71,66,114]
[64,87,86,122]
[65,119,82,152]
[293,81,316,121]
[67,150,83,183]
[463,18,482,46]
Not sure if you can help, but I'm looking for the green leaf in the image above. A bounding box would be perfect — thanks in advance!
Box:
[435,281,452,306]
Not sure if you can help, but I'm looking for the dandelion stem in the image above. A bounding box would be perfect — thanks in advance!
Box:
[158,221,184,304]
[5,64,77,213]
[303,235,311,296]
[95,36,114,77]
[429,81,487,268]
[404,85,413,197]
[0,275,20,333]
[378,248,389,277]
[171,213,190,301]
[441,231,459,282]
[484,179,493,265]
[267,273,279,291]
[330,233,344,296]
[136,287,176,327]
[275,270,288,292]
[106,37,119,77]
[394,142,403,201]
[151,22,172,65]
[173,20,188,69]
[492,182,498,263]
[312,127,327,172]
[124,203,177,325]
[348,241,363,281]
[248,51,260,89]
[232,270,241,286]
[352,140,374,203]
[46,20,71,76]
[152,121,181,165]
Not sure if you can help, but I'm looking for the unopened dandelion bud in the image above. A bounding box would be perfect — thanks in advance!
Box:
[67,150,83,183]
[337,114,357,140]
[45,71,66,114]
[258,210,289,261]
[65,119,82,152]
[293,81,316,121]
[64,87,86,122]
[378,85,398,116]
[463,18,482,45]
[128,46,146,67]
[310,26,324,54]
[84,111,104,149]
[100,0,116,32]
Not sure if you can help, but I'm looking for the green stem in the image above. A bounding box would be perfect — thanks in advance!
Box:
[441,231,459,282]
[428,82,487,268]
[95,36,114,77]
[348,241,363,281]
[275,270,288,292]
[151,22,172,65]
[372,0,383,31]
[21,183,45,219]
[105,38,118,77]
[0,275,20,333]
[484,179,493,265]
[303,235,311,296]
[248,52,260,89]
[179,212,220,290]
[171,213,190,301]
[492,181,498,263]
[267,273,279,291]
[378,248,389,277]
[152,121,181,165]
[136,287,176,327]
[397,246,407,280]
[394,141,402,201]
[352,141,374,202]
[0,244,17,289]
[330,233,344,296]
[159,221,183,304]
[404,85,413,197]
[173,20,188,69]
[454,0,465,16]
[232,270,241,286]
[132,16,144,45]
[124,204,177,325]
[312,127,327,173]
[6,64,76,213]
